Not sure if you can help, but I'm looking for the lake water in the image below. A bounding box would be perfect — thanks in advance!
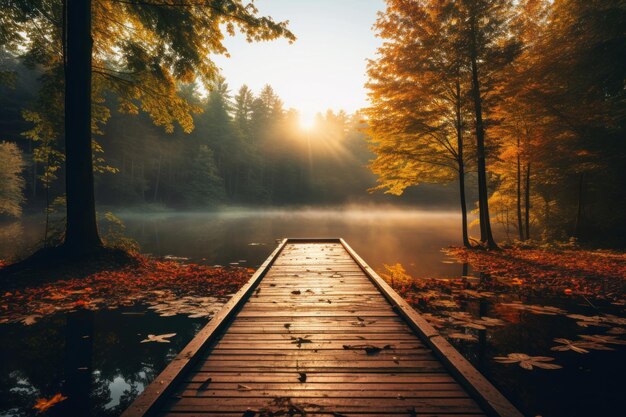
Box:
[1,208,624,417]
[0,207,471,277]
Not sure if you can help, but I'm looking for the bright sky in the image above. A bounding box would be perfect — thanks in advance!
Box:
[212,0,385,126]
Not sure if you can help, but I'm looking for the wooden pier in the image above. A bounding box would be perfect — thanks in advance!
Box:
[122,239,523,417]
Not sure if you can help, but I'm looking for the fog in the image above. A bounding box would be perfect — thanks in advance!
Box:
[0,205,476,278]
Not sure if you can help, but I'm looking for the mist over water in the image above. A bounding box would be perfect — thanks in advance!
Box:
[1,205,470,277]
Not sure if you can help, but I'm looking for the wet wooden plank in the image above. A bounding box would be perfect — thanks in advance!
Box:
[123,239,522,417]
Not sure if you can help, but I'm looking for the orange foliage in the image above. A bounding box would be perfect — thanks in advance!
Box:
[33,393,67,414]
[0,256,252,325]
[446,247,626,303]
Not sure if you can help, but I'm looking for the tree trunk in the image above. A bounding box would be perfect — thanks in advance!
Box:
[574,172,585,239]
[524,162,531,240]
[153,152,162,202]
[455,77,470,248]
[32,159,37,198]
[469,16,498,249]
[63,0,102,253]
[516,138,524,241]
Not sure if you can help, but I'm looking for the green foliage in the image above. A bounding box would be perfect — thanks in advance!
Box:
[100,211,139,252]
[0,141,25,217]
[0,0,295,214]
[181,145,225,206]
[92,80,375,207]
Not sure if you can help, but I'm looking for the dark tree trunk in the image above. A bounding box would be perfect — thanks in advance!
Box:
[153,152,162,202]
[455,77,470,248]
[516,137,524,241]
[524,162,531,240]
[469,16,498,249]
[574,172,585,239]
[63,0,102,253]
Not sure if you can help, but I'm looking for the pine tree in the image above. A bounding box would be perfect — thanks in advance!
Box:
[0,0,294,256]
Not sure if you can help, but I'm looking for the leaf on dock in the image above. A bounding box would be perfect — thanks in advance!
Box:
[198,377,212,390]
[342,344,393,355]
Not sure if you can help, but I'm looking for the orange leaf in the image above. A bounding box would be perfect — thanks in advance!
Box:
[33,393,67,414]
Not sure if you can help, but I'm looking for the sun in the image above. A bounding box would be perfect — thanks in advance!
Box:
[298,112,316,131]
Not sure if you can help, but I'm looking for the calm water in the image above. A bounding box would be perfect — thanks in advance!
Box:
[1,208,624,417]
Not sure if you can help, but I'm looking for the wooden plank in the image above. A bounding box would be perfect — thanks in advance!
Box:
[179,382,465,391]
[184,372,457,383]
[340,239,524,417]
[124,238,521,417]
[120,239,290,417]
[162,414,486,417]
[178,389,470,398]
[165,397,484,413]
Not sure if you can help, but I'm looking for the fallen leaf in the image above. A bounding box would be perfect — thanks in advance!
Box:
[342,344,391,355]
[140,333,176,343]
[494,353,562,370]
[291,336,312,347]
[198,377,212,390]
[33,393,67,414]
[449,333,478,342]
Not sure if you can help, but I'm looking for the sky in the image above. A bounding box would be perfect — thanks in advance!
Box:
[212,0,385,127]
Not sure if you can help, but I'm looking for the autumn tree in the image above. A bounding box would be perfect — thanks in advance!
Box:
[516,0,626,241]
[0,142,25,217]
[489,0,626,243]
[366,0,475,247]
[0,0,294,256]
[452,0,520,248]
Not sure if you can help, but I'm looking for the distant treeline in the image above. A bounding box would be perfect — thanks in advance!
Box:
[0,60,460,212]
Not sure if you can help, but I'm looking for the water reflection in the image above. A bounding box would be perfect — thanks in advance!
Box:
[0,307,206,417]
[115,208,471,278]
[0,208,472,276]
[1,209,623,417]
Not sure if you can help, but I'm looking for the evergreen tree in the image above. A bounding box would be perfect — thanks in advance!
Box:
[0,0,294,256]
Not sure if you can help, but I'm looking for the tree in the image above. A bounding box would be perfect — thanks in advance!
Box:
[233,84,254,137]
[456,0,520,249]
[181,144,225,206]
[200,77,241,199]
[488,0,626,243]
[0,141,25,217]
[366,0,475,247]
[1,0,295,256]
[514,0,626,241]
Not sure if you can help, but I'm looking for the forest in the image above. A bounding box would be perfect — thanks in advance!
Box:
[0,1,625,417]
[366,0,626,247]
[1,1,625,251]
[1,64,378,209]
